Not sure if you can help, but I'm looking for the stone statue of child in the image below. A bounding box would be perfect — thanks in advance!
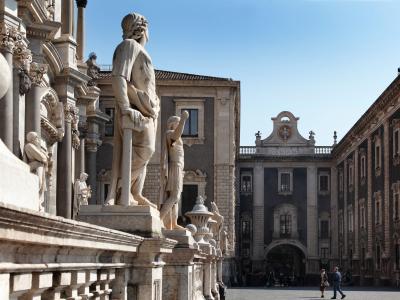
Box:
[24,132,49,211]
[160,110,189,229]
[74,172,92,211]
[106,12,159,207]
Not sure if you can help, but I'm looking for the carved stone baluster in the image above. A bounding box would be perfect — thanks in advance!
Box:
[42,271,72,300]
[78,270,97,299]
[65,271,86,299]
[9,273,32,300]
[19,273,53,300]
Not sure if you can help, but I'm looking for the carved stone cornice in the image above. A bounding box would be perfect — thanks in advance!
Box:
[76,0,88,8]
[29,62,48,86]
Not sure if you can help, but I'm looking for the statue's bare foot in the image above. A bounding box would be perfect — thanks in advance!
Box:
[104,198,115,206]
[172,224,186,230]
[135,194,157,209]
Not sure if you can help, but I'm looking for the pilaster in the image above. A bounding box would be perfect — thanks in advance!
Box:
[343,159,348,258]
[330,166,339,258]
[306,165,318,257]
[252,165,264,261]
[367,137,373,257]
[383,120,390,257]
[354,149,359,258]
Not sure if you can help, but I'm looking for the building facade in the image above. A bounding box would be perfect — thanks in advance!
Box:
[237,77,400,287]
[237,111,334,285]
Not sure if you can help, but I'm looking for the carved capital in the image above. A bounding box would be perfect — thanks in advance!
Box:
[76,0,88,8]
[29,62,48,86]
[64,103,78,123]
[13,41,32,71]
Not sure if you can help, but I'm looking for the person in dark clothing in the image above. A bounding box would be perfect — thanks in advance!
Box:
[331,267,346,299]
[320,268,329,298]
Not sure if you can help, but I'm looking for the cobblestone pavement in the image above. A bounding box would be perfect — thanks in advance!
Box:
[227,287,400,300]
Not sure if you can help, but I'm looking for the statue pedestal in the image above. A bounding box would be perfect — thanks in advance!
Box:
[163,230,205,300]
[77,205,162,237]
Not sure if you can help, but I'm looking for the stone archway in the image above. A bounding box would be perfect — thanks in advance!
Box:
[265,243,306,286]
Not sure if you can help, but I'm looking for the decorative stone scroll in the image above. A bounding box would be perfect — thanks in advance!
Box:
[64,103,80,149]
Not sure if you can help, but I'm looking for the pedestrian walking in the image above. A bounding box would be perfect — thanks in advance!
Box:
[320,268,329,298]
[331,266,346,299]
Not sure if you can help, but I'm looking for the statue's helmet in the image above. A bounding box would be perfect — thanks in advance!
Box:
[121,12,148,41]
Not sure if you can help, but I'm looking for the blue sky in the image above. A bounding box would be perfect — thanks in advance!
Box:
[85,0,400,146]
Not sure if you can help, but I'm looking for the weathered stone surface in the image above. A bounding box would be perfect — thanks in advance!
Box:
[78,204,162,237]
[0,139,39,211]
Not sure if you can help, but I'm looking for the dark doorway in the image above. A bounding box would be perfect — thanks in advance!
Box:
[179,184,198,226]
[266,244,306,286]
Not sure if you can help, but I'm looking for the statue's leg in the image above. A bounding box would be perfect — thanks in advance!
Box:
[131,124,156,208]
[172,202,185,230]
[159,193,177,221]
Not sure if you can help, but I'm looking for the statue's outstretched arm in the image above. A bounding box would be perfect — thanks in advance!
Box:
[170,110,189,141]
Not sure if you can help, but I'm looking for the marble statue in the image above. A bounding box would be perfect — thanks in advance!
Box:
[74,172,92,209]
[211,201,224,243]
[160,111,189,229]
[24,132,49,210]
[85,52,100,86]
[0,53,11,99]
[106,12,159,207]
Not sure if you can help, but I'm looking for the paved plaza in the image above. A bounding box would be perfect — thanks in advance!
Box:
[227,287,400,300]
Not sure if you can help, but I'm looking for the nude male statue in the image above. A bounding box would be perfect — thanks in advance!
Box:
[160,110,189,229]
[106,12,159,207]
[24,131,49,210]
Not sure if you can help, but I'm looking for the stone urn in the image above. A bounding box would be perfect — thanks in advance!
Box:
[0,53,11,99]
[185,196,214,244]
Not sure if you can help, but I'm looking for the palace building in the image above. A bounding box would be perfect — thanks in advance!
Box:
[236,76,400,287]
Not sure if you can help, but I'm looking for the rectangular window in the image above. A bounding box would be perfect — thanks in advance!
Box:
[182,109,198,137]
[241,175,252,193]
[320,220,329,239]
[242,220,250,237]
[339,172,344,192]
[376,201,380,224]
[280,173,290,192]
[349,165,354,186]
[360,205,365,228]
[104,108,115,137]
[361,156,366,178]
[375,145,381,169]
[348,209,353,232]
[376,245,381,270]
[320,247,329,258]
[319,175,329,192]
[280,214,291,237]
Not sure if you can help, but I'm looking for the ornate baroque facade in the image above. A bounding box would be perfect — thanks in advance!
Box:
[0,1,239,299]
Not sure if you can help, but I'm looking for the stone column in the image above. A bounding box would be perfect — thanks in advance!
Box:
[0,30,14,149]
[383,120,390,258]
[252,165,264,261]
[25,63,48,135]
[367,137,373,257]
[61,0,74,35]
[354,149,359,259]
[330,166,339,258]
[307,166,318,258]
[75,0,87,61]
[85,139,98,204]
[343,159,348,259]
[56,103,77,218]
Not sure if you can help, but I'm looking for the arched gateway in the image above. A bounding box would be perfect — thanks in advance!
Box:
[265,241,307,286]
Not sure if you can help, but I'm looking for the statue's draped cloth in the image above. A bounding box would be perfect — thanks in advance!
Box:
[107,39,160,203]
